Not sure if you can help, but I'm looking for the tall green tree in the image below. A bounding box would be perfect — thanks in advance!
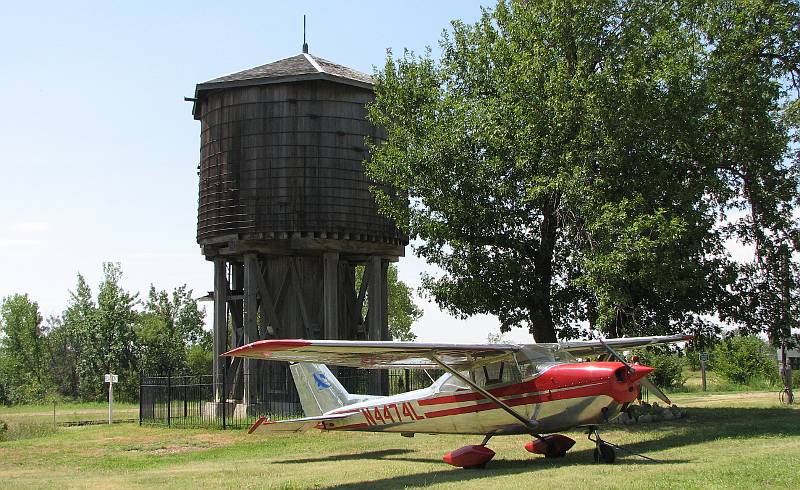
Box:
[60,273,96,399]
[366,0,799,342]
[136,285,209,375]
[44,314,80,398]
[703,0,800,345]
[0,294,51,403]
[61,264,139,400]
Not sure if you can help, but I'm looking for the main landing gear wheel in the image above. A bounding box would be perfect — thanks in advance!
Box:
[545,446,568,458]
[593,442,615,464]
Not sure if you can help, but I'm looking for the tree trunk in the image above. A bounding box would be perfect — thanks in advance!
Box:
[529,195,560,343]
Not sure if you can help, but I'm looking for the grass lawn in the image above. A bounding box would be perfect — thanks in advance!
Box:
[0,401,138,426]
[1,392,798,489]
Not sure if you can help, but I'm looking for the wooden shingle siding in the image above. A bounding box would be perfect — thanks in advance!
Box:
[196,79,404,248]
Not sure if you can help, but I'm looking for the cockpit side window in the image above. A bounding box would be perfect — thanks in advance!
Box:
[474,361,522,387]
[436,361,522,392]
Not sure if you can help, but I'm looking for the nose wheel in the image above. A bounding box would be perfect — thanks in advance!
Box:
[593,441,616,464]
[587,427,615,463]
[586,426,654,464]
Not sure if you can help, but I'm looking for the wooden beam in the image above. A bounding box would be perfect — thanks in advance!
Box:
[243,254,260,344]
[381,259,389,342]
[228,300,244,347]
[356,263,369,324]
[243,254,260,406]
[255,259,283,337]
[323,252,339,340]
[230,263,245,346]
[274,266,291,315]
[215,237,405,258]
[289,258,314,338]
[366,256,383,341]
[212,259,228,402]
[366,256,387,395]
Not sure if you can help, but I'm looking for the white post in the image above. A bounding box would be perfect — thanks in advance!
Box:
[108,380,113,424]
[105,373,117,424]
[700,353,707,392]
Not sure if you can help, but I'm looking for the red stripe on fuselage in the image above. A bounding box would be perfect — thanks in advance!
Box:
[423,382,608,419]
[420,362,622,407]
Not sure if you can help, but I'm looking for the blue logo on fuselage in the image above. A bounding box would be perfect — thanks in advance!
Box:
[313,373,331,389]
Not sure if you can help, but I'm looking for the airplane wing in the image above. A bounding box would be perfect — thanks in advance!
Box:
[224,339,520,369]
[248,413,353,433]
[558,334,692,357]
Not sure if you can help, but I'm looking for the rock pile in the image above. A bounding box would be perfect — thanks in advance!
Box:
[609,402,687,425]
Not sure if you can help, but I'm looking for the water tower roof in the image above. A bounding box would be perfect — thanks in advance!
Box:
[196,53,373,94]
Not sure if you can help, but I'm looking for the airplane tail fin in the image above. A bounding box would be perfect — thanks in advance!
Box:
[289,363,353,416]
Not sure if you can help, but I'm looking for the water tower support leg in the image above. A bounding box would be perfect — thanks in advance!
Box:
[242,254,260,409]
[212,259,228,403]
[367,256,389,395]
[324,252,339,340]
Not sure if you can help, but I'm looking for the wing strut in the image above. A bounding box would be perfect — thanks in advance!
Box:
[430,355,539,433]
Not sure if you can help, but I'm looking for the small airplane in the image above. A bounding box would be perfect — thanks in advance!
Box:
[225,334,690,468]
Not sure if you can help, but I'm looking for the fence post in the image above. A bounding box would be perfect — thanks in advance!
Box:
[138,372,142,426]
[167,372,172,427]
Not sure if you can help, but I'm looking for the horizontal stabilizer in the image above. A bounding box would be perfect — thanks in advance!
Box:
[248,413,352,433]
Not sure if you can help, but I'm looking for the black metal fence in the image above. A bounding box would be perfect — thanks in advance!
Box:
[140,366,442,429]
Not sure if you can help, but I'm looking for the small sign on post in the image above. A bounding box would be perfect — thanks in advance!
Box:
[105,374,119,424]
[699,352,708,392]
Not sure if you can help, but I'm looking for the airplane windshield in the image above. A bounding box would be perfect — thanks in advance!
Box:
[516,344,576,378]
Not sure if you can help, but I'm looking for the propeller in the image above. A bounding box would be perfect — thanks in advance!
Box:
[597,337,672,406]
[639,377,671,406]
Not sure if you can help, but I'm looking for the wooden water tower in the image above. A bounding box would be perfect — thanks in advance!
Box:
[190,50,406,413]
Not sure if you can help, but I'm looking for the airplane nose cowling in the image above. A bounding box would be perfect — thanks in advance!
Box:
[610,364,655,403]
[628,365,654,383]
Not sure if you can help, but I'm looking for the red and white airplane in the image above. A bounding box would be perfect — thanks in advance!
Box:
[225,334,690,468]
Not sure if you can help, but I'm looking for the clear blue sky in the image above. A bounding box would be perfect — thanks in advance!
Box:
[0,0,534,342]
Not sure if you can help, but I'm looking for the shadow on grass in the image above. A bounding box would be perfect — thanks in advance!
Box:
[274,448,416,464]
[302,406,798,490]
[322,452,689,490]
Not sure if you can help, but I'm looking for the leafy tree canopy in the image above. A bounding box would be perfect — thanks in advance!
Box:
[366,0,800,342]
[0,294,51,403]
[136,285,209,375]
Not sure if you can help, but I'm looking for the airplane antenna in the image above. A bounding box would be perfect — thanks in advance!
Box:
[302,15,309,53]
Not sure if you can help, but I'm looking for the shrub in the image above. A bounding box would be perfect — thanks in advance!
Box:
[712,335,779,385]
[648,352,686,389]
[186,345,213,376]
[633,350,686,389]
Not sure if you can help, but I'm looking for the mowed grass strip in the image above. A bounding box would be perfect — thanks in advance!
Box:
[0,402,138,425]
[0,392,797,489]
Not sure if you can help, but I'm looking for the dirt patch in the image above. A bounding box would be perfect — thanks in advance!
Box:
[122,438,221,455]
[153,445,204,455]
